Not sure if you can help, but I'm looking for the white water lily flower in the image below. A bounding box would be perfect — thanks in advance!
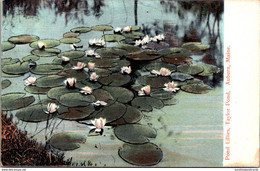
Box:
[156,34,165,41]
[94,53,101,58]
[142,35,150,45]
[64,78,76,88]
[70,44,76,50]
[24,76,37,86]
[138,85,151,96]
[37,42,46,49]
[123,26,131,32]
[135,40,143,46]
[44,103,59,114]
[90,72,99,81]
[86,50,95,56]
[72,62,86,70]
[91,117,106,132]
[151,69,160,75]
[89,38,105,47]
[88,62,95,70]
[121,66,131,74]
[163,81,180,92]
[80,86,92,95]
[92,100,107,106]
[60,56,70,62]
[159,67,171,76]
[150,37,158,42]
[114,27,122,33]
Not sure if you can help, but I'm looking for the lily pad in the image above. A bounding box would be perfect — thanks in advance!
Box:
[58,50,85,59]
[2,79,11,89]
[58,106,95,120]
[31,48,61,57]
[98,73,131,86]
[58,69,89,81]
[158,47,190,56]
[122,32,144,40]
[150,90,174,100]
[170,72,194,81]
[118,143,163,166]
[95,47,128,58]
[47,86,79,101]
[35,75,66,88]
[115,44,142,53]
[177,64,204,75]
[137,76,171,88]
[127,50,160,61]
[162,98,178,106]
[114,124,157,144]
[2,72,22,78]
[131,26,140,31]
[48,132,86,151]
[95,68,112,77]
[24,86,51,94]
[63,32,80,38]
[30,39,60,48]
[1,58,20,66]
[30,64,64,75]
[102,34,125,42]
[181,83,212,94]
[108,59,131,72]
[60,38,81,44]
[91,25,113,31]
[59,93,95,107]
[22,55,40,62]
[123,105,143,124]
[92,89,114,103]
[2,93,35,111]
[103,86,134,103]
[182,42,210,52]
[2,62,29,75]
[90,58,117,68]
[198,64,220,76]
[162,54,192,65]
[75,80,102,90]
[2,41,15,51]
[8,35,39,44]
[145,42,170,50]
[131,97,164,112]
[144,62,176,72]
[71,27,92,33]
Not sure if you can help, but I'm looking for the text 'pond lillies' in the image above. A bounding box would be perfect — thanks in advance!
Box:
[24,76,37,86]
[151,67,171,76]
[91,117,106,133]
[72,62,86,70]
[90,72,99,81]
[80,86,92,95]
[44,103,59,114]
[121,66,131,74]
[64,78,76,88]
[138,85,151,96]
[163,81,180,92]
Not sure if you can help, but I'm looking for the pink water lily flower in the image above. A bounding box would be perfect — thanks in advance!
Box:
[138,85,151,96]
[64,78,76,88]
[121,66,131,74]
[163,81,180,92]
[92,100,107,106]
[24,76,37,86]
[159,67,171,76]
[90,72,99,81]
[123,26,131,32]
[91,117,106,132]
[80,86,92,95]
[72,62,86,70]
[44,103,59,114]
[88,62,95,70]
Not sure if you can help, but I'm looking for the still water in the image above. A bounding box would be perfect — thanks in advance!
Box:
[2,0,224,167]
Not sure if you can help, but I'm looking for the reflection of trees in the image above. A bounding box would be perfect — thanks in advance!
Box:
[3,0,105,25]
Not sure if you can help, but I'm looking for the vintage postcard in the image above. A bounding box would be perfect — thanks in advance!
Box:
[0,0,259,168]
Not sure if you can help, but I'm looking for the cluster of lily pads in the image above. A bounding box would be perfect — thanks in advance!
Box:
[1,24,220,166]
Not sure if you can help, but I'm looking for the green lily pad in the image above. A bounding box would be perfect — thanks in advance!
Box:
[75,80,102,90]
[8,34,39,44]
[1,58,20,67]
[58,50,85,59]
[198,64,220,76]
[115,44,142,53]
[122,31,144,40]
[91,25,113,31]
[137,76,171,88]
[150,90,174,100]
[60,38,81,44]
[98,73,131,86]
[71,27,92,33]
[103,86,134,103]
[89,102,126,123]
[95,68,112,77]
[131,26,140,31]
[2,62,29,75]
[118,143,163,166]
[31,48,61,57]
[95,47,128,58]
[181,83,212,94]
[63,32,80,38]
[92,89,114,102]
[127,50,160,61]
[123,105,142,123]
[2,72,22,78]
[48,132,86,151]
[177,64,204,75]
[59,93,95,107]
[2,79,11,89]
[131,96,164,112]
[162,55,192,65]
[22,55,40,62]
[58,69,89,81]
[170,72,194,81]
[182,42,210,52]
[2,93,35,111]
[146,42,170,50]
[24,86,51,94]
[158,47,190,56]
[162,98,178,106]
[30,39,60,48]
[2,41,15,51]
[30,64,64,75]
[47,86,79,101]
[108,59,131,72]
[102,34,125,42]
[58,106,95,120]
[90,58,117,68]
[144,62,176,72]
[35,75,66,88]
[114,124,157,144]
